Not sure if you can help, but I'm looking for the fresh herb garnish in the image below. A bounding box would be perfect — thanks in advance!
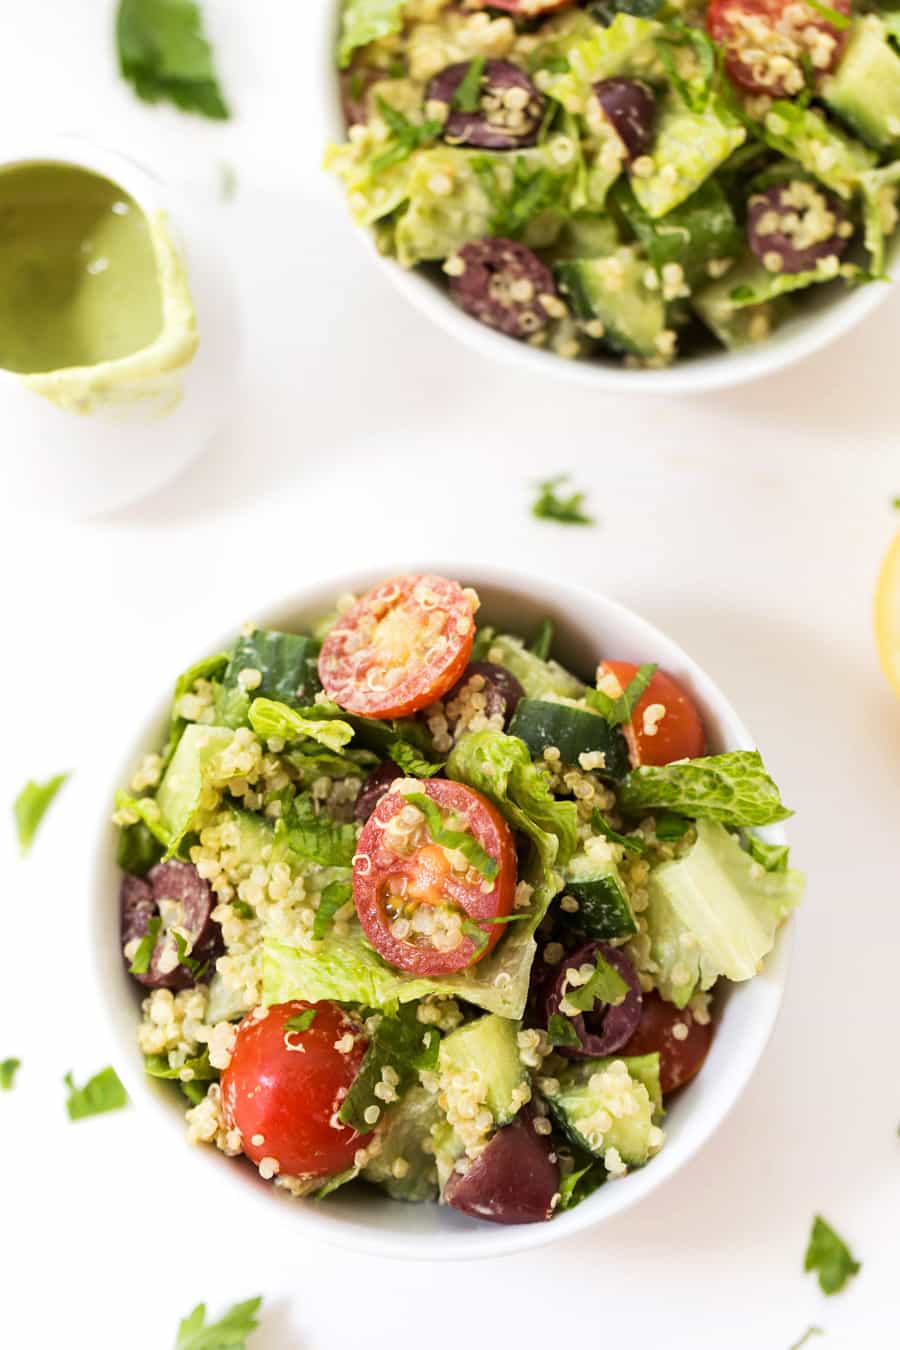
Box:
[371,97,441,173]
[173,930,209,979]
[452,56,486,112]
[461,917,492,955]
[656,20,719,113]
[175,1296,263,1350]
[558,1157,607,1207]
[388,738,445,778]
[564,952,629,1012]
[788,1329,824,1350]
[128,916,162,975]
[284,1008,318,1034]
[892,497,900,510]
[116,0,230,119]
[473,154,569,239]
[145,1049,216,1083]
[803,0,850,27]
[531,475,594,526]
[403,792,499,880]
[339,1007,438,1132]
[283,794,358,868]
[618,750,792,827]
[529,618,555,661]
[591,808,647,855]
[14,772,69,852]
[547,1013,581,1047]
[486,913,530,925]
[0,1058,21,1091]
[586,664,657,725]
[312,879,353,941]
[654,811,691,841]
[231,898,255,919]
[64,1067,129,1121]
[804,1215,860,1295]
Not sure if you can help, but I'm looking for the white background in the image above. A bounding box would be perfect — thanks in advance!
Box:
[2,3,900,1347]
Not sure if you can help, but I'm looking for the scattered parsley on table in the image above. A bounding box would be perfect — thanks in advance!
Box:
[531,475,594,526]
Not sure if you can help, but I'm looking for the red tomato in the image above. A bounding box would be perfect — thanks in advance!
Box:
[597,660,706,768]
[707,0,851,96]
[318,574,477,719]
[353,777,517,975]
[221,1000,371,1180]
[622,991,713,1095]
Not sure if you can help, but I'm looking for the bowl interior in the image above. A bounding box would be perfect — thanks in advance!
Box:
[93,564,790,1260]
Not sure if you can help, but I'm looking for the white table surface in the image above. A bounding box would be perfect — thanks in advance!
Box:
[2,3,900,1346]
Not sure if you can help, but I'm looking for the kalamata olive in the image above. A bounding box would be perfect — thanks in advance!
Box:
[449,238,560,340]
[120,861,220,990]
[444,661,525,734]
[444,1110,560,1224]
[746,181,850,275]
[623,990,713,1094]
[593,78,657,161]
[546,940,642,1058]
[427,60,545,151]
[354,760,403,822]
[340,68,379,128]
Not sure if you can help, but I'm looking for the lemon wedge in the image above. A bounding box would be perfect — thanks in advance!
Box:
[875,531,900,696]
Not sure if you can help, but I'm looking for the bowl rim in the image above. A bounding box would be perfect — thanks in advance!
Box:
[315,6,896,396]
[91,560,793,1261]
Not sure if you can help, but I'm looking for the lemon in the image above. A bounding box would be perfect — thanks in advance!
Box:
[875,531,900,696]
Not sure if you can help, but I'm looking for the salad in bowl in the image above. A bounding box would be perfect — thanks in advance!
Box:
[111,571,802,1231]
[325,0,900,371]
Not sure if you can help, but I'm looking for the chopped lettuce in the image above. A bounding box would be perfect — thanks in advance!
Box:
[612,178,741,285]
[631,98,746,218]
[247,698,354,752]
[217,630,320,728]
[761,103,876,198]
[618,749,792,827]
[693,254,844,337]
[338,0,406,67]
[339,1005,439,1131]
[860,159,900,277]
[163,650,229,766]
[545,15,662,112]
[280,795,358,868]
[154,723,234,855]
[646,819,803,1005]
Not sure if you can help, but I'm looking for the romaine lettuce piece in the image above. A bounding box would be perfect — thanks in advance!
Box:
[860,160,900,278]
[155,723,234,854]
[760,103,876,199]
[162,650,229,766]
[216,630,320,728]
[323,134,416,229]
[612,178,741,284]
[544,15,662,112]
[618,749,792,827]
[630,98,746,218]
[646,819,804,1006]
[338,0,406,68]
[692,252,844,345]
[247,698,354,752]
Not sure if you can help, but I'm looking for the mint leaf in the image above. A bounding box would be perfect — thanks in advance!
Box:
[618,751,792,827]
[804,1215,860,1295]
[64,1067,129,1121]
[175,1296,263,1350]
[313,879,353,941]
[547,1013,581,1047]
[591,808,647,855]
[284,1008,318,1033]
[0,1058,21,1091]
[403,791,499,880]
[452,56,486,112]
[564,951,629,1012]
[388,739,445,778]
[14,772,69,852]
[116,0,229,119]
[531,475,594,526]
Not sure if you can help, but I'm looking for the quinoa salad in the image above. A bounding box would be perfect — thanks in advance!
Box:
[115,572,803,1225]
[326,0,900,368]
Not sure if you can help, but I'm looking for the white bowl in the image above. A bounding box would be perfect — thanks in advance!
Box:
[316,6,897,395]
[92,563,792,1260]
[0,136,239,517]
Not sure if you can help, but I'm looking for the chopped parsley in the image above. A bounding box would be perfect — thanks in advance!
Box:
[403,792,499,879]
[472,153,569,240]
[452,56,486,112]
[339,1007,438,1132]
[531,475,594,526]
[128,916,161,974]
[64,1066,129,1121]
[804,0,850,27]
[529,618,555,661]
[116,0,230,119]
[312,879,353,941]
[547,1013,581,1047]
[655,20,718,113]
[804,1215,860,1295]
[175,1296,263,1350]
[371,98,441,173]
[591,808,648,855]
[788,1330,824,1350]
[14,771,69,852]
[284,1008,318,1034]
[0,1058,21,1091]
[231,898,255,919]
[564,951,629,1012]
[388,738,445,778]
[173,929,209,979]
[586,664,658,725]
[892,497,900,510]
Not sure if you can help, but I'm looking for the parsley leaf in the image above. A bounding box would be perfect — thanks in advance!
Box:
[339,1007,439,1132]
[473,154,568,239]
[618,750,793,828]
[804,1215,860,1295]
[282,795,358,867]
[371,97,441,174]
[587,664,658,726]
[656,20,719,114]
[893,497,900,510]
[0,1058,21,1091]
[452,56,486,112]
[564,951,629,1011]
[547,1013,581,1047]
[388,739,445,778]
[531,475,594,526]
[788,1329,824,1350]
[284,1008,318,1033]
[231,898,255,919]
[129,916,162,974]
[116,0,230,120]
[313,879,353,941]
[175,1296,263,1350]
[804,0,849,27]
[14,772,69,852]
[173,930,209,979]
[403,791,499,879]
[529,618,555,661]
[64,1067,129,1121]
[591,808,647,855]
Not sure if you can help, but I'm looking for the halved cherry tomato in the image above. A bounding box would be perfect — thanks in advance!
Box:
[622,991,713,1094]
[707,0,851,96]
[597,660,706,767]
[353,777,517,976]
[221,1000,371,1180]
[318,574,477,719]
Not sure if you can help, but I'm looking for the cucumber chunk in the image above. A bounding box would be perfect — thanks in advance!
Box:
[545,1054,663,1166]
[563,851,638,938]
[438,1014,527,1127]
[821,17,900,151]
[362,1085,441,1202]
[508,697,630,778]
[555,248,666,356]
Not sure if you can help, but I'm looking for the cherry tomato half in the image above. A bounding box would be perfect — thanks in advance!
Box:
[353,777,517,975]
[597,660,706,768]
[221,1000,371,1180]
[318,574,477,719]
[706,0,851,97]
[622,991,713,1095]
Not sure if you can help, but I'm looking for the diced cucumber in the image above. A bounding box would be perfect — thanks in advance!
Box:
[821,17,900,151]
[548,212,621,261]
[612,178,741,286]
[630,99,746,219]
[545,1054,663,1166]
[438,1014,527,1127]
[156,724,234,853]
[555,248,666,357]
[362,1085,441,1203]
[692,254,836,348]
[479,632,586,701]
[508,697,630,778]
[563,851,638,938]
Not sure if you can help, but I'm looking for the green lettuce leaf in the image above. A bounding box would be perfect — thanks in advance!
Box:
[154,723,235,855]
[247,697,354,752]
[745,832,790,872]
[280,795,358,868]
[338,0,406,68]
[217,630,321,728]
[362,1084,442,1201]
[618,749,792,827]
[630,98,746,218]
[339,1005,440,1132]
[116,0,229,119]
[162,650,229,768]
[860,159,900,278]
[760,102,876,198]
[544,15,662,112]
